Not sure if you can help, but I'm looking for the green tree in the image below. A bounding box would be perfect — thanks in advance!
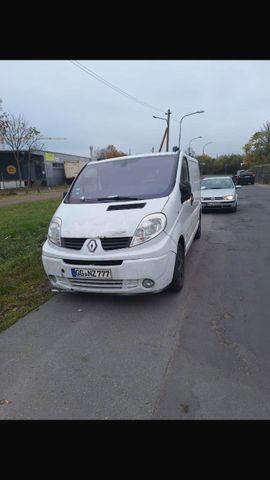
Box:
[197,154,243,175]
[197,154,215,175]
[243,121,270,166]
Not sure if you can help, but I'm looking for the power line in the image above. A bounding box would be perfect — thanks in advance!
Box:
[70,60,178,122]
[70,60,165,113]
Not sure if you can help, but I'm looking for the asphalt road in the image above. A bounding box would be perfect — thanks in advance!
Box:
[1,185,270,419]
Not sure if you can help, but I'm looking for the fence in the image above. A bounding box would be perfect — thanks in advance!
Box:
[252,164,270,184]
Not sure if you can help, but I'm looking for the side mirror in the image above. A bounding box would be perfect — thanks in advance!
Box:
[63,191,68,199]
[236,185,241,189]
[180,181,191,203]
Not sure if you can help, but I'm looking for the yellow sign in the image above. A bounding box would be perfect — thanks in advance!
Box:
[44,152,55,162]
[7,165,17,174]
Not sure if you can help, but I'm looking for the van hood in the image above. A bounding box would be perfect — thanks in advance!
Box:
[201,188,235,198]
[55,197,169,238]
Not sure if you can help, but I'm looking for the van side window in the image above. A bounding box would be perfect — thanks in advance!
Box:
[180,157,190,183]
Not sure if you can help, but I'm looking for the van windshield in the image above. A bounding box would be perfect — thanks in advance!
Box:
[67,155,179,203]
[201,177,234,189]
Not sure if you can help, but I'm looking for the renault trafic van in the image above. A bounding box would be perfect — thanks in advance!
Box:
[42,151,201,294]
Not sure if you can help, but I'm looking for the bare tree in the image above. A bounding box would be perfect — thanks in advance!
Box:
[25,128,45,191]
[0,113,44,188]
[0,99,5,148]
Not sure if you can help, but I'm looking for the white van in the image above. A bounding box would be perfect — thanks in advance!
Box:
[42,151,201,294]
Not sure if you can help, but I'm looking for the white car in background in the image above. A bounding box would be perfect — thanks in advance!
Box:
[201,176,240,212]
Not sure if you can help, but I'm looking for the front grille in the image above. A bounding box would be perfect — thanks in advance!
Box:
[101,237,132,250]
[202,197,223,200]
[63,259,123,266]
[69,278,123,289]
[61,237,132,251]
[61,238,86,250]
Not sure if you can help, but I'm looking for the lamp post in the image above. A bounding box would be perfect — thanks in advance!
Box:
[188,136,202,155]
[202,141,213,155]
[89,145,93,161]
[178,110,205,151]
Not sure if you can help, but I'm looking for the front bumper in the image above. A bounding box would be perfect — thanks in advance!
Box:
[202,200,236,210]
[42,239,176,295]
[236,178,254,184]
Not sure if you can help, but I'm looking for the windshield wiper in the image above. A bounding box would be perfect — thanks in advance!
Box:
[79,197,99,202]
[96,195,141,202]
[78,195,142,203]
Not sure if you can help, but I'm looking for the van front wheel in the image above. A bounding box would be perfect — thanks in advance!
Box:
[168,243,184,292]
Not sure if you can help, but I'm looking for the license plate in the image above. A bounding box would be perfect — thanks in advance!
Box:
[209,203,220,206]
[71,268,112,279]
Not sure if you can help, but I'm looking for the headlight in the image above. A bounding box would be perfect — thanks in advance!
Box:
[48,217,62,246]
[223,195,234,200]
[130,213,166,247]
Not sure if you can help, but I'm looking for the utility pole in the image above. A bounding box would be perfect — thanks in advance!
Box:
[153,108,172,152]
[159,128,168,152]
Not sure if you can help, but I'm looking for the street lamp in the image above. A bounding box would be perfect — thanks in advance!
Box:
[178,110,205,151]
[188,136,202,155]
[202,141,213,155]
[153,116,166,121]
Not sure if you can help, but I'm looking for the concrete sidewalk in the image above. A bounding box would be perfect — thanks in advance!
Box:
[255,183,270,188]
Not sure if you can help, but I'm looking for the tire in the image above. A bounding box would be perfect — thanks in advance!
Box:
[194,214,201,239]
[231,203,237,213]
[168,242,184,293]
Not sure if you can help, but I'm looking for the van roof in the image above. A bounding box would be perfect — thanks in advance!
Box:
[87,151,179,166]
[203,176,233,180]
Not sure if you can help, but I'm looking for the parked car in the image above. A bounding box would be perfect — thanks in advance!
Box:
[201,176,240,212]
[42,151,201,295]
[233,170,255,185]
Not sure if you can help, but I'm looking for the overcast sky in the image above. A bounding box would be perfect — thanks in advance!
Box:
[1,60,270,158]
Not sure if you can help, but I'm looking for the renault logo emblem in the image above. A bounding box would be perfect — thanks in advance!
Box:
[88,239,97,252]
